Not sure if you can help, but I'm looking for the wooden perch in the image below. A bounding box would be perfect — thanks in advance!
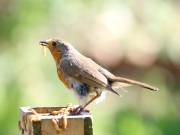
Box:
[19,106,93,135]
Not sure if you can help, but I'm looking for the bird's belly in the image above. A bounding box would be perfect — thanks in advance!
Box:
[68,79,90,97]
[67,77,107,105]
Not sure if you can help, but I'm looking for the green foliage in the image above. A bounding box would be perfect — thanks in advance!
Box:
[115,110,180,135]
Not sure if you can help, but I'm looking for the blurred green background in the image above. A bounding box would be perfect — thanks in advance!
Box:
[0,0,180,135]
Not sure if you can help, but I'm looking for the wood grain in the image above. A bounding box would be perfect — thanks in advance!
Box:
[19,106,93,135]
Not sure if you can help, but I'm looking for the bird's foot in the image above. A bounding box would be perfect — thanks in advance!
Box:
[50,104,90,116]
[71,105,83,115]
[71,105,90,115]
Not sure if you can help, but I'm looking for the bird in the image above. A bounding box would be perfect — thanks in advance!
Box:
[39,38,158,113]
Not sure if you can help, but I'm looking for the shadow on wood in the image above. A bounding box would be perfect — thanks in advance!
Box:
[19,106,93,135]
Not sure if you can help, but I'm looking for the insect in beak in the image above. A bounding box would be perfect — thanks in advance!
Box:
[39,41,48,56]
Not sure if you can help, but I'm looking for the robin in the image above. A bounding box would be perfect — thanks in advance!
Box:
[39,38,158,113]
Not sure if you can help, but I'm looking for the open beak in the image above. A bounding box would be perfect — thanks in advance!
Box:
[39,41,48,46]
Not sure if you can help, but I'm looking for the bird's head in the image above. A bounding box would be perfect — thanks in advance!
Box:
[39,38,69,62]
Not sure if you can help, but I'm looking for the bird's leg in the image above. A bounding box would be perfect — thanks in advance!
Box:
[72,91,101,115]
[83,91,101,109]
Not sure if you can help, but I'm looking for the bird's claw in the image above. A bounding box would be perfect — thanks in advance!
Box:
[71,106,90,115]
[50,105,89,116]
[71,106,84,115]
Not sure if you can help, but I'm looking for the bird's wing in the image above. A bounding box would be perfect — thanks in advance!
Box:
[60,56,108,88]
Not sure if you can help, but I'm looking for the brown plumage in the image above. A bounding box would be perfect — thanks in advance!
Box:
[39,38,158,110]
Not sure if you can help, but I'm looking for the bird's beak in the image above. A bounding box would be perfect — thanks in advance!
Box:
[39,41,48,46]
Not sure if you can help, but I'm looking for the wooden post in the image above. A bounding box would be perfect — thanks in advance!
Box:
[19,106,93,135]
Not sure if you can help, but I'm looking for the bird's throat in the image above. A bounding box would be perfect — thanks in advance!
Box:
[50,48,61,63]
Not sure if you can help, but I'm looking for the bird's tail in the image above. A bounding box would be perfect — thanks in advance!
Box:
[111,76,159,91]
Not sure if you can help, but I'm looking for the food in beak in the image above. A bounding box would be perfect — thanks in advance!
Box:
[40,45,47,56]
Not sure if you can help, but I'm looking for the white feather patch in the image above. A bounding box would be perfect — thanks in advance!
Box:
[95,91,108,104]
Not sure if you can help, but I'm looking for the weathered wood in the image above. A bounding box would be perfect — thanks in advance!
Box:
[19,106,93,135]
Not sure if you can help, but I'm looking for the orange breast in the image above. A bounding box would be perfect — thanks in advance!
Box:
[57,68,70,88]
[50,47,61,62]
[48,44,70,88]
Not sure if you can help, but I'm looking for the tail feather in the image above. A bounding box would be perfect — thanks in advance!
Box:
[98,68,158,92]
[107,85,120,95]
[111,76,159,91]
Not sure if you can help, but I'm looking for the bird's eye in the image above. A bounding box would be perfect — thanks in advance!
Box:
[52,41,56,47]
